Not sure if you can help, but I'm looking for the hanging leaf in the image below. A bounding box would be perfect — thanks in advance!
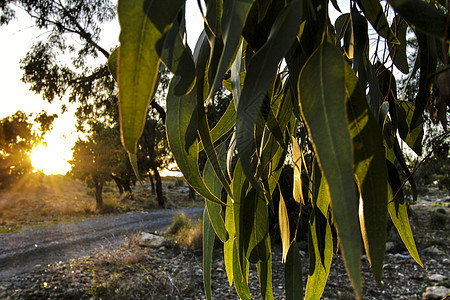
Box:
[388,16,409,74]
[355,0,399,44]
[199,99,236,152]
[388,0,448,39]
[117,0,184,153]
[236,0,304,189]
[224,198,235,286]
[298,42,362,297]
[241,188,270,263]
[257,235,273,300]
[166,77,223,205]
[305,209,332,300]
[345,64,388,286]
[292,136,304,204]
[305,167,332,300]
[279,187,290,263]
[203,207,216,300]
[208,0,253,99]
[204,158,229,242]
[285,242,303,300]
[386,160,423,267]
[397,101,424,156]
[108,47,119,82]
[160,12,196,96]
[232,239,252,299]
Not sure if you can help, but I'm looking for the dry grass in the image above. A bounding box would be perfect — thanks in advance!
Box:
[0,174,202,232]
[166,213,203,251]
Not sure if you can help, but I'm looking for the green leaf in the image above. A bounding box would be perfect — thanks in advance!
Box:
[204,159,229,242]
[355,0,399,44]
[397,101,424,156]
[198,100,236,152]
[386,160,423,267]
[292,136,304,204]
[298,42,362,297]
[305,209,332,300]
[388,16,409,74]
[232,239,252,300]
[160,13,196,96]
[257,235,273,300]
[388,0,448,39]
[224,199,235,286]
[108,47,118,82]
[241,188,270,263]
[285,242,303,300]
[117,0,184,153]
[166,77,223,205]
[236,0,304,189]
[305,171,332,300]
[345,64,388,286]
[279,187,290,263]
[203,207,216,300]
[196,33,235,201]
[208,0,253,99]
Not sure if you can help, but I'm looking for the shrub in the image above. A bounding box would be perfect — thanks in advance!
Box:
[166,213,190,235]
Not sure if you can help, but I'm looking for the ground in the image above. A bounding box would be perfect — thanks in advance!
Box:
[0,177,449,299]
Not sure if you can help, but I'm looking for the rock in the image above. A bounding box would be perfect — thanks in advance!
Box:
[436,207,446,215]
[422,286,450,300]
[430,210,447,229]
[423,246,444,256]
[428,273,447,283]
[136,232,167,248]
[386,241,395,252]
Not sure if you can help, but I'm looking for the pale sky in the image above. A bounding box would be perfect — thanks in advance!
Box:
[0,1,202,175]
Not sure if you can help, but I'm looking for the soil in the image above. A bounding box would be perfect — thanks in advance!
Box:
[0,186,449,299]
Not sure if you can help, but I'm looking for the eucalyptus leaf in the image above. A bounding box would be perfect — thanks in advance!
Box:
[298,42,362,297]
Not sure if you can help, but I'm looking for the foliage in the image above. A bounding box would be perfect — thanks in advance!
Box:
[113,0,449,298]
[70,126,127,210]
[0,111,56,189]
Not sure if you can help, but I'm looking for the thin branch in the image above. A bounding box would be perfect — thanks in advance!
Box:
[389,130,450,204]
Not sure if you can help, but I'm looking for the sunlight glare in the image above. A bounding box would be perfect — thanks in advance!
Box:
[31,141,72,175]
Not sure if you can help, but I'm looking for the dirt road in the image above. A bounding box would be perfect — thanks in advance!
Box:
[0,207,203,280]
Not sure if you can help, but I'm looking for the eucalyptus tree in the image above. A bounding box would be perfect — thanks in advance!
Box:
[1,0,172,206]
[0,111,56,189]
[114,0,449,298]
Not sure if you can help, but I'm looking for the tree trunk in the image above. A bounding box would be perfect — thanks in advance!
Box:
[148,172,156,195]
[152,166,164,207]
[111,174,124,194]
[188,185,196,201]
[95,180,104,211]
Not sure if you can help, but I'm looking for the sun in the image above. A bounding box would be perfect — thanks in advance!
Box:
[30,142,72,175]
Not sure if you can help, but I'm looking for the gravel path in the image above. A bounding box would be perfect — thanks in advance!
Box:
[0,207,203,280]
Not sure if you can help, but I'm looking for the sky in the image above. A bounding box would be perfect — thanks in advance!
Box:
[0,0,203,175]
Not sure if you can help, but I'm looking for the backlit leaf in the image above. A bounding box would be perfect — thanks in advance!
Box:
[345,64,387,285]
[388,16,409,74]
[166,77,223,205]
[397,101,424,156]
[236,0,303,189]
[203,207,216,300]
[285,242,303,300]
[386,160,423,267]
[298,42,362,297]
[118,0,184,153]
[257,235,273,299]
[292,136,304,204]
[279,187,290,263]
[305,169,332,300]
[355,0,399,44]
[224,199,235,286]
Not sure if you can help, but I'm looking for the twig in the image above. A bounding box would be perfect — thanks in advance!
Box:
[389,131,450,204]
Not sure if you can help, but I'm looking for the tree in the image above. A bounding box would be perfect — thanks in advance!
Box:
[70,125,126,211]
[115,0,449,299]
[1,0,172,206]
[0,111,56,189]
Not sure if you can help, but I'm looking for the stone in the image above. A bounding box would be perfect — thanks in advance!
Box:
[135,232,167,248]
[428,273,447,283]
[386,241,395,252]
[422,286,450,300]
[423,246,444,256]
